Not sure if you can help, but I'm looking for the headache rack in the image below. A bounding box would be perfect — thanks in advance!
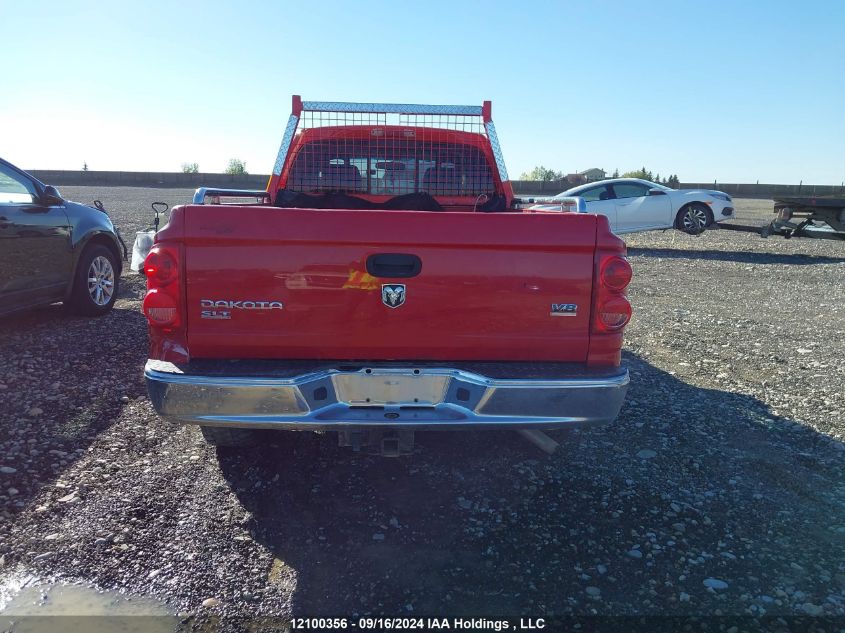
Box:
[266,96,512,202]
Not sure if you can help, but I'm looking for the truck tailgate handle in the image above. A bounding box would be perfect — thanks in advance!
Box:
[366,253,422,278]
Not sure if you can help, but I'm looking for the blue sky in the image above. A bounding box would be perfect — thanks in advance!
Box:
[2,0,844,184]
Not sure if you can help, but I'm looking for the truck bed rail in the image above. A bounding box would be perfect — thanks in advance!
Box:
[192,188,270,205]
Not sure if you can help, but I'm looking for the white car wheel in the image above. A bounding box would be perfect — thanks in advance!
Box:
[677,203,713,234]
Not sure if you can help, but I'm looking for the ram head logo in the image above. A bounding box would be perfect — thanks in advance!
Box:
[381,284,406,308]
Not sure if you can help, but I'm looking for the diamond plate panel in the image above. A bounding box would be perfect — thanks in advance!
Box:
[485,121,509,182]
[273,114,300,176]
[302,101,482,116]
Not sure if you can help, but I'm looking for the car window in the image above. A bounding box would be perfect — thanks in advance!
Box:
[612,182,650,199]
[0,164,38,205]
[579,185,613,202]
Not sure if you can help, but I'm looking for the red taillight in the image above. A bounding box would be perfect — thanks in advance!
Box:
[143,244,181,330]
[588,221,630,367]
[144,248,177,286]
[600,256,632,291]
[143,289,179,327]
[591,254,633,335]
[598,295,632,330]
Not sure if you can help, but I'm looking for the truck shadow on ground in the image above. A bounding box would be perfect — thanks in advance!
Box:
[627,247,845,265]
[216,351,845,616]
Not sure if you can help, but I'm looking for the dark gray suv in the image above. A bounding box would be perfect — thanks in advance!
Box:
[0,158,124,317]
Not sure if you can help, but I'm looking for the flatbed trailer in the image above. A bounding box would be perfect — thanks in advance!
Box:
[719,197,845,241]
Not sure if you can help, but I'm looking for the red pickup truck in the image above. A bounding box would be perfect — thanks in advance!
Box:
[142,97,631,455]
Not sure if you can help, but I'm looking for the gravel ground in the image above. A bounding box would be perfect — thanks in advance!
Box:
[1,188,844,624]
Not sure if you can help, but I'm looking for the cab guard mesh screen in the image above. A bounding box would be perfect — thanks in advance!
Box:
[275,99,505,198]
[287,138,493,197]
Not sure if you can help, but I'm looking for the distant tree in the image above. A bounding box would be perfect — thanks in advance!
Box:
[618,168,679,186]
[519,165,563,181]
[622,167,653,181]
[225,158,248,175]
[181,162,199,174]
[82,162,88,172]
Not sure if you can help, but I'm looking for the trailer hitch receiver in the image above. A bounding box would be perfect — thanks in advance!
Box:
[338,429,415,457]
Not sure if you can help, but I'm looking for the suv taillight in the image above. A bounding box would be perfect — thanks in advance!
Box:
[593,255,632,333]
[143,245,181,331]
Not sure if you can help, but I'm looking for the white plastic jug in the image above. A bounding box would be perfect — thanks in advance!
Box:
[131,231,155,272]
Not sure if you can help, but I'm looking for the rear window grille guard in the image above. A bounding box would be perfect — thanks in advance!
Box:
[270,98,510,196]
[287,139,494,197]
[290,111,493,197]
[298,110,486,136]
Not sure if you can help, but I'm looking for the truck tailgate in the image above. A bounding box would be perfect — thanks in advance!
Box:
[181,206,597,362]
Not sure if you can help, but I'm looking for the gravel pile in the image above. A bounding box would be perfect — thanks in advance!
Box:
[1,189,843,623]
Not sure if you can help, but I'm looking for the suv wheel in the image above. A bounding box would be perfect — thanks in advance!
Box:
[69,245,119,316]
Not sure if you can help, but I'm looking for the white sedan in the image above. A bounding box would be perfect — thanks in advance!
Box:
[528,178,735,234]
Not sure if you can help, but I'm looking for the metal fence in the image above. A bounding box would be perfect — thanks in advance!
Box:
[28,170,269,189]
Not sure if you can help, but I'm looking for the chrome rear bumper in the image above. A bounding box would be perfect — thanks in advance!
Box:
[144,360,628,430]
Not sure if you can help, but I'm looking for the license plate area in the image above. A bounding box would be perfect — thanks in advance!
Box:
[331,370,449,406]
